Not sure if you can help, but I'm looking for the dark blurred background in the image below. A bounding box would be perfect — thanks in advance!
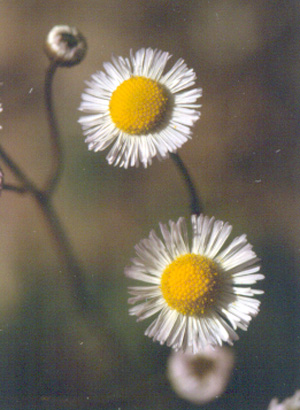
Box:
[0,1,299,409]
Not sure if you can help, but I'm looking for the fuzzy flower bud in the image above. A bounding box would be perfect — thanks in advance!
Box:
[44,25,87,67]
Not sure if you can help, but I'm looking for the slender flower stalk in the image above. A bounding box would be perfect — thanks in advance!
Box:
[0,143,88,308]
[0,41,87,307]
[0,143,40,195]
[35,194,89,305]
[3,183,26,194]
[43,61,63,193]
[43,25,87,192]
[0,140,134,372]
[0,27,140,389]
[170,152,202,215]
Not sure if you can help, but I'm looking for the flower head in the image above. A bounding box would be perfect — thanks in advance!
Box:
[78,48,202,168]
[44,25,87,67]
[167,346,234,404]
[125,214,264,352]
[268,391,300,410]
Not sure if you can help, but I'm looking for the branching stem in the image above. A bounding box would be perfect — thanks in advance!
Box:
[0,61,89,309]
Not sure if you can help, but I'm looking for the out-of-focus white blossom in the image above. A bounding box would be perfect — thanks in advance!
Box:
[167,346,234,404]
[268,390,300,410]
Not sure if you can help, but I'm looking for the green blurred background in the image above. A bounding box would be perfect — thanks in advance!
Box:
[0,0,299,409]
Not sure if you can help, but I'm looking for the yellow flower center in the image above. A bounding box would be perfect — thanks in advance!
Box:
[109,76,169,135]
[160,254,220,316]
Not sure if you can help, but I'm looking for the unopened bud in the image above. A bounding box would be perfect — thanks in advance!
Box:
[44,25,87,67]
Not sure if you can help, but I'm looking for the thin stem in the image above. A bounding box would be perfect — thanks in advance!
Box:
[3,183,27,194]
[33,194,89,308]
[43,61,63,193]
[0,144,40,195]
[170,152,203,215]
[0,145,132,368]
[0,143,88,309]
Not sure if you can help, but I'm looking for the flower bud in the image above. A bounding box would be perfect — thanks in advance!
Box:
[44,25,87,67]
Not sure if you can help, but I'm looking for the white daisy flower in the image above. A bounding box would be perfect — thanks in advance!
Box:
[167,346,234,404]
[78,48,202,168]
[268,391,300,410]
[125,214,264,352]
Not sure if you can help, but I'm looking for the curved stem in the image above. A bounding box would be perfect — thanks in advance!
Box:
[43,61,63,193]
[170,152,203,215]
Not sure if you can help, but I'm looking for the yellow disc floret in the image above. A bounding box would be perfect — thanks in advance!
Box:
[109,76,169,135]
[160,254,220,316]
